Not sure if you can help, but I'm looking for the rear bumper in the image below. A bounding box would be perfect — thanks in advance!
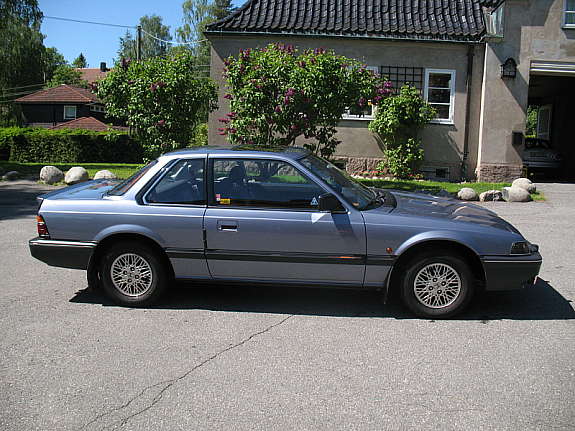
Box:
[481,252,542,291]
[29,238,96,270]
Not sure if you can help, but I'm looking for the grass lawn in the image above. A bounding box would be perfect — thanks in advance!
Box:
[0,161,143,180]
[1,161,544,201]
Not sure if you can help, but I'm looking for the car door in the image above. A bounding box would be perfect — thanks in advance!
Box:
[139,157,210,279]
[203,157,366,285]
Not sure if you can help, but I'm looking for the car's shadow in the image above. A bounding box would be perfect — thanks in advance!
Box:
[70,277,574,321]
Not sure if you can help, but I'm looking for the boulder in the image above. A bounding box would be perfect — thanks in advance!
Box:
[502,186,532,202]
[512,177,536,193]
[39,166,64,184]
[479,189,503,202]
[93,169,117,180]
[64,167,89,185]
[457,187,478,201]
[3,171,19,181]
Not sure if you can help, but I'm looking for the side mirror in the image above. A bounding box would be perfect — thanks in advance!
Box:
[318,193,346,213]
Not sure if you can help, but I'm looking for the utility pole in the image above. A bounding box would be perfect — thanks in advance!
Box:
[136,25,142,61]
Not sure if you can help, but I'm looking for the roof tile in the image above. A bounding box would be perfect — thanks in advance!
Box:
[207,0,488,41]
[15,85,100,104]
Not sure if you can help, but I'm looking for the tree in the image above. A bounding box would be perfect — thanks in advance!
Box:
[0,0,45,125]
[368,85,436,178]
[97,52,218,159]
[46,65,88,88]
[220,44,390,158]
[72,53,88,68]
[117,15,172,60]
[42,47,67,81]
[176,0,234,73]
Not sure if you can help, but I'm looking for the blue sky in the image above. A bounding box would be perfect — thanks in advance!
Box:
[39,0,245,68]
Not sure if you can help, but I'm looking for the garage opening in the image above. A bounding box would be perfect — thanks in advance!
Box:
[527,69,575,180]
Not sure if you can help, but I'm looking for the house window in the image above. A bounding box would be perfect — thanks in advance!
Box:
[63,105,77,120]
[565,0,575,27]
[342,66,378,120]
[379,66,424,94]
[90,104,105,113]
[485,4,505,36]
[424,69,456,124]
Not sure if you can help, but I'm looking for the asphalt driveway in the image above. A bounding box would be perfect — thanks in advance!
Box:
[0,180,573,430]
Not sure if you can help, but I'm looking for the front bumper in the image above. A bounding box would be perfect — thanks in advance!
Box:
[29,238,97,270]
[481,252,542,291]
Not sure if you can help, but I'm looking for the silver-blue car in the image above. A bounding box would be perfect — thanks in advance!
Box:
[29,147,542,318]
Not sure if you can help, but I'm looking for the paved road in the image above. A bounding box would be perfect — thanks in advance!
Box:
[0,181,573,430]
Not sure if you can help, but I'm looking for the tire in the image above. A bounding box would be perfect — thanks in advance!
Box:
[100,241,168,307]
[400,252,474,319]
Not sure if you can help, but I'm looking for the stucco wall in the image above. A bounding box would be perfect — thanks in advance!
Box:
[476,0,575,181]
[208,35,477,180]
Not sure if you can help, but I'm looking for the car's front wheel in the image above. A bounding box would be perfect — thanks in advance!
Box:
[400,252,474,318]
[100,241,167,307]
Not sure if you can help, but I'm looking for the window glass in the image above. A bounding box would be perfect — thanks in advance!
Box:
[108,160,158,196]
[425,70,455,122]
[212,159,324,209]
[64,105,77,119]
[380,66,424,94]
[300,154,375,210]
[565,1,575,25]
[146,159,205,204]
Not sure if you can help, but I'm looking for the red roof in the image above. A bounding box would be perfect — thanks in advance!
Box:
[15,84,100,104]
[49,117,111,131]
[77,68,109,84]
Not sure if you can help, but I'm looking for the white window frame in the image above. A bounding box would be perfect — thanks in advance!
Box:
[63,105,77,120]
[424,69,456,125]
[342,66,378,121]
[90,104,105,113]
[564,0,575,28]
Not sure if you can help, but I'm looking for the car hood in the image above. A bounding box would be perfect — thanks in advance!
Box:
[38,179,121,201]
[385,190,520,233]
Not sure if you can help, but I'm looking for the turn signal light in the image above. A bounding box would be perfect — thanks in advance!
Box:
[36,215,50,238]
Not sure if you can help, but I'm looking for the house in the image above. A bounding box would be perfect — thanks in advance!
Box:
[205,0,575,181]
[14,84,108,129]
[77,62,110,84]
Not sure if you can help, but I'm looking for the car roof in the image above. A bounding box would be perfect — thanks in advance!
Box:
[162,145,311,160]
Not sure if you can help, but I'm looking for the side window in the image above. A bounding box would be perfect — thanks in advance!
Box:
[212,159,325,209]
[146,159,205,205]
[424,69,456,124]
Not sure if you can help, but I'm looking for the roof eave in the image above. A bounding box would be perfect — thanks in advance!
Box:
[204,30,485,44]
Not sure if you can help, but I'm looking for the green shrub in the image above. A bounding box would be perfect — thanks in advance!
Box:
[0,128,144,163]
[368,85,435,179]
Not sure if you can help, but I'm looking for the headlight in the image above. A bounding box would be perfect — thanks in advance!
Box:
[510,241,537,255]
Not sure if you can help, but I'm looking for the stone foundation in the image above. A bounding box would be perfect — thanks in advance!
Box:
[333,156,385,175]
[475,164,523,183]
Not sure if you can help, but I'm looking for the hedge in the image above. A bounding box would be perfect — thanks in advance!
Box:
[0,127,144,163]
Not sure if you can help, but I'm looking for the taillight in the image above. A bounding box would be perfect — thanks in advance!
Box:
[36,215,50,238]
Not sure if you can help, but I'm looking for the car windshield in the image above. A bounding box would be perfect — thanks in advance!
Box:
[299,154,377,210]
[107,160,158,196]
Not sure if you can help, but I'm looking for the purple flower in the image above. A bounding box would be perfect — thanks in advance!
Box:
[297,61,306,68]
[246,140,254,145]
[229,128,237,134]
[291,125,299,131]
[224,93,233,100]
[227,112,237,119]
[373,95,382,103]
[284,96,290,105]
[156,120,165,127]
[218,117,230,123]
[150,83,158,92]
[384,81,393,88]
[274,105,282,113]
[285,88,296,97]
[358,97,367,107]
[157,81,167,88]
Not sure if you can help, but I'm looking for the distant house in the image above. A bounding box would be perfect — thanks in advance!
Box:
[49,116,126,132]
[14,84,109,129]
[77,62,110,84]
[206,0,575,181]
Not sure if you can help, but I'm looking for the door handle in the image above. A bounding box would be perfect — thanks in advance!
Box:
[217,220,238,232]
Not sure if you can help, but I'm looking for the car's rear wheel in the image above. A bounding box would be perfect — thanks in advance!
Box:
[100,241,167,307]
[400,252,474,318]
